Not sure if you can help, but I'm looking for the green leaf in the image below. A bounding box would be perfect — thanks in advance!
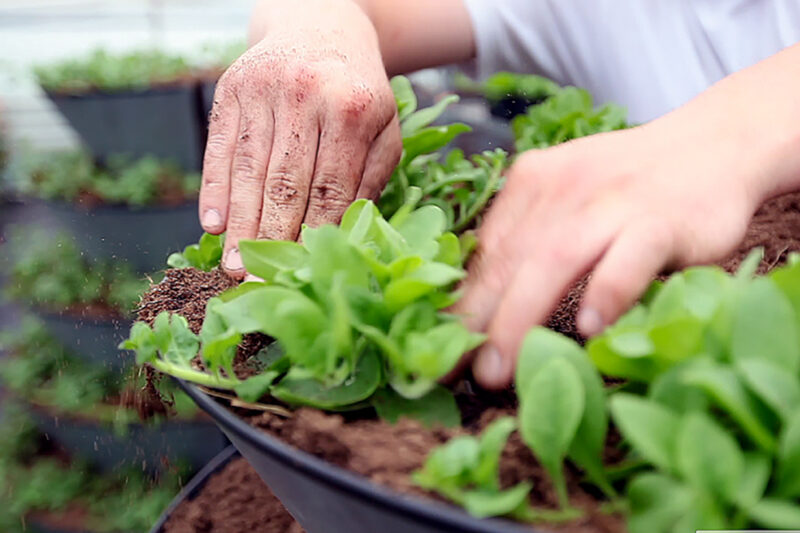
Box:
[731,277,800,373]
[401,94,459,137]
[737,358,800,421]
[391,75,417,120]
[166,252,190,269]
[627,473,692,533]
[270,349,381,409]
[682,360,776,452]
[735,452,771,508]
[462,483,532,519]
[473,417,517,488]
[776,411,800,498]
[748,498,800,529]
[402,124,472,163]
[119,321,158,365]
[519,357,584,508]
[239,240,309,281]
[609,394,679,472]
[234,371,280,403]
[371,386,460,428]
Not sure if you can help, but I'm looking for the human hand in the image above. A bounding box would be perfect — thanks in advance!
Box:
[199,8,401,277]
[457,106,780,389]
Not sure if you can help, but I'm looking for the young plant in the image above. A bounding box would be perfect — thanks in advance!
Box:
[515,328,613,513]
[123,199,483,423]
[167,232,224,271]
[512,87,628,152]
[377,76,508,231]
[413,417,532,518]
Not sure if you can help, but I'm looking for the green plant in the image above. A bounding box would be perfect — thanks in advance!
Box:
[377,76,508,232]
[413,417,532,518]
[19,150,199,206]
[168,232,224,271]
[512,87,628,152]
[123,198,482,422]
[2,227,150,316]
[35,49,192,93]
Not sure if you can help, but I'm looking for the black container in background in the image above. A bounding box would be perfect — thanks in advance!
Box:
[37,200,201,273]
[181,382,538,533]
[29,404,229,474]
[46,85,205,171]
[36,310,131,372]
[149,446,239,533]
[488,96,543,121]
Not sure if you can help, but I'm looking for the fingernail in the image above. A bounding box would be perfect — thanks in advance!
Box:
[225,248,243,271]
[244,273,264,283]
[577,307,604,337]
[202,209,222,230]
[474,345,509,387]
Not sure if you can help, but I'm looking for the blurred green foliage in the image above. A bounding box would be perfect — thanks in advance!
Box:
[35,49,192,93]
[19,151,200,207]
[2,227,150,316]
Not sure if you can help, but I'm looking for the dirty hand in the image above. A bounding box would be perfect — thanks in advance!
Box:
[457,43,800,389]
[199,1,401,277]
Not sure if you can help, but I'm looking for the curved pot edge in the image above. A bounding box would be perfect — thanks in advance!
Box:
[179,381,539,533]
[148,445,238,533]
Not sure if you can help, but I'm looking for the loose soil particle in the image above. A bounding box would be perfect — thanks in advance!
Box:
[163,457,305,533]
[146,192,800,533]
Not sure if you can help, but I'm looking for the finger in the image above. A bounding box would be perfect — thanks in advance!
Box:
[356,114,402,202]
[577,219,675,337]
[222,107,275,277]
[257,110,320,240]
[199,85,240,234]
[475,228,611,389]
[302,121,370,228]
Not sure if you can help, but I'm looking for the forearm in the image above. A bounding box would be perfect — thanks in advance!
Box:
[654,42,800,204]
[248,0,475,75]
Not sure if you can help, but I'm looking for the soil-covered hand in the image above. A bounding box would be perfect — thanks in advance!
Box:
[458,43,800,389]
[199,1,401,277]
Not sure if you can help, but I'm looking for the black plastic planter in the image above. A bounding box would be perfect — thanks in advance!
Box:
[180,382,538,533]
[35,309,131,371]
[488,96,545,121]
[149,446,239,533]
[29,403,229,474]
[437,99,515,155]
[37,199,202,272]
[45,85,205,171]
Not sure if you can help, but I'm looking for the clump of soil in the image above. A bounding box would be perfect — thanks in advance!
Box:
[163,457,305,533]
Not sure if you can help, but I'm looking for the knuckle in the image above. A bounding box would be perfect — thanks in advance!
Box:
[286,65,319,103]
[266,170,304,208]
[309,173,352,211]
[204,133,230,159]
[333,86,378,127]
[231,152,266,184]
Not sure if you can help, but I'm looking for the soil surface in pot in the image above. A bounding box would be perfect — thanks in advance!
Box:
[141,191,800,533]
[163,456,305,533]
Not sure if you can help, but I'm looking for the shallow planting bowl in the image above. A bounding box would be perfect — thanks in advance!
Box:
[29,403,229,474]
[180,382,537,533]
[37,199,201,272]
[149,445,239,533]
[45,85,205,171]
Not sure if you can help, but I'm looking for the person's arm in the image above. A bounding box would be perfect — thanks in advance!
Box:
[458,42,800,389]
[200,0,474,277]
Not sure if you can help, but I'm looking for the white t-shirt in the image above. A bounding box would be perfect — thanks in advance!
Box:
[463,0,800,122]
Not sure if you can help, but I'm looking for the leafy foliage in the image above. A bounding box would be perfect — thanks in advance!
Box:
[123,199,481,422]
[512,87,628,152]
[413,417,531,518]
[168,232,224,271]
[35,48,192,93]
[19,150,200,206]
[377,76,508,233]
[480,72,560,104]
[2,227,150,316]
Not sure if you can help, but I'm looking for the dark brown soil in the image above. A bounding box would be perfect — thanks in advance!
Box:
[163,457,305,533]
[146,191,800,533]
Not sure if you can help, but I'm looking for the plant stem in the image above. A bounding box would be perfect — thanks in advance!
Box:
[422,174,478,196]
[150,359,240,389]
[451,158,504,233]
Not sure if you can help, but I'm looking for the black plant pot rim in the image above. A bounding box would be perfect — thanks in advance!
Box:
[149,445,238,533]
[32,197,198,215]
[44,81,201,100]
[179,381,537,533]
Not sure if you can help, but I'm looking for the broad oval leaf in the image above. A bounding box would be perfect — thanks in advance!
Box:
[609,393,679,472]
